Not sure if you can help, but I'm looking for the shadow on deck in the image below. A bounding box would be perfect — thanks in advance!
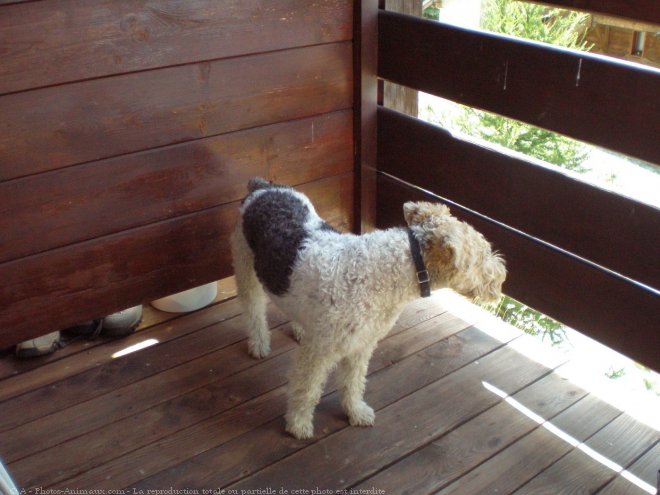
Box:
[0,279,657,494]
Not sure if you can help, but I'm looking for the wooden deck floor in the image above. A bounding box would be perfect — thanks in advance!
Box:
[1,280,657,494]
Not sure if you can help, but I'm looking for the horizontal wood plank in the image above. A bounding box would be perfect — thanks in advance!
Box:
[0,305,286,434]
[229,343,557,492]
[0,111,353,263]
[378,11,660,165]
[129,325,503,491]
[436,394,623,494]
[514,414,658,494]
[0,42,353,181]
[0,297,245,402]
[0,173,353,347]
[529,0,660,24]
[598,442,660,494]
[48,301,459,488]
[0,0,352,95]
[378,107,660,290]
[354,370,589,494]
[376,174,660,372]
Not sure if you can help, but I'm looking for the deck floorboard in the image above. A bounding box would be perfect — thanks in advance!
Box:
[0,284,656,494]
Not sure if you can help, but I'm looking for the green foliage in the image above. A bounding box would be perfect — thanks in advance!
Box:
[423,6,440,21]
[480,296,567,345]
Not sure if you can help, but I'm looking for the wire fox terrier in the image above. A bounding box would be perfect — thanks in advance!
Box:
[231,178,506,439]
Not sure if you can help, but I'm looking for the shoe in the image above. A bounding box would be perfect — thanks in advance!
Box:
[101,305,143,338]
[62,320,103,340]
[15,331,60,358]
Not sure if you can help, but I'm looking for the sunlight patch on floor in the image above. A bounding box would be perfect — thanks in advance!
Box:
[111,338,159,359]
[435,289,660,432]
[482,381,656,494]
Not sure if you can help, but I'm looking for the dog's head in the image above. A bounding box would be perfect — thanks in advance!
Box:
[403,201,506,302]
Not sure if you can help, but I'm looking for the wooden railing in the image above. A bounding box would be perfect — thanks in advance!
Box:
[372,4,660,371]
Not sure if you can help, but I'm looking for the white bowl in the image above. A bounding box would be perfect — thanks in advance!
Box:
[151,282,217,313]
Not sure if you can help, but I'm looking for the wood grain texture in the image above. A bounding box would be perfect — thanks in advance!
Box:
[378,107,660,290]
[0,111,353,263]
[0,297,244,401]
[515,414,658,494]
[0,42,353,181]
[0,0,353,94]
[354,370,587,494]
[0,173,353,347]
[376,174,660,372]
[132,325,499,491]
[353,0,380,233]
[436,394,622,494]
[530,0,660,24]
[229,343,556,492]
[9,332,298,488]
[598,442,660,494]
[43,300,464,489]
[379,11,660,165]
[0,305,286,435]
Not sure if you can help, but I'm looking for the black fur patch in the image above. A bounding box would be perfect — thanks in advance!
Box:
[242,188,311,295]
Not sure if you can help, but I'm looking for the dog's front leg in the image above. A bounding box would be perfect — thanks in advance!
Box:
[285,347,335,440]
[337,346,376,427]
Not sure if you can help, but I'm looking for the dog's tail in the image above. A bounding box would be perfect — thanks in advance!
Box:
[247,177,275,193]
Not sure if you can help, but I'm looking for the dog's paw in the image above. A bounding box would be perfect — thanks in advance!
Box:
[247,339,270,359]
[348,402,375,427]
[291,322,304,343]
[285,419,314,440]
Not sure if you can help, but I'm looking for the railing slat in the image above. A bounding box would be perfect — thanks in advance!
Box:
[379,11,660,165]
[528,0,660,24]
[378,107,660,290]
[377,173,660,372]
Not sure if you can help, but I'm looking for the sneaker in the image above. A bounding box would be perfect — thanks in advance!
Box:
[102,305,143,338]
[15,331,60,358]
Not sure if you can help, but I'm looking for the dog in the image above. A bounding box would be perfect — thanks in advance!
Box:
[231,178,506,439]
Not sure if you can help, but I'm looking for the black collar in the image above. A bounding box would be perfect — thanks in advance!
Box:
[406,228,431,298]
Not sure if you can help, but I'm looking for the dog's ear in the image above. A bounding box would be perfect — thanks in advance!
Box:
[403,202,451,227]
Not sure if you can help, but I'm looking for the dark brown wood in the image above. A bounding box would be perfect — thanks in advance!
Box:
[376,174,660,372]
[382,0,421,117]
[435,395,624,494]
[229,343,555,492]
[527,0,660,24]
[0,305,286,435]
[0,297,244,400]
[0,0,352,95]
[0,111,353,263]
[378,107,660,290]
[1,296,657,492]
[0,42,353,181]
[378,11,660,165]
[10,333,297,488]
[128,326,498,490]
[0,174,353,347]
[353,0,380,233]
[354,372,589,494]
[37,303,467,488]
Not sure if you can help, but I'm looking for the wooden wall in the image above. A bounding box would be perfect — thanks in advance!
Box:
[0,0,355,347]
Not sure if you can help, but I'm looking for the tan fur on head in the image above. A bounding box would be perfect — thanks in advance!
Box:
[403,201,506,303]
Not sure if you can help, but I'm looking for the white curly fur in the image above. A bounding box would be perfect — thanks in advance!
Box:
[231,185,506,440]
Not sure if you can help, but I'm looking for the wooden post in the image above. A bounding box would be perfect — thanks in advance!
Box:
[354,0,380,233]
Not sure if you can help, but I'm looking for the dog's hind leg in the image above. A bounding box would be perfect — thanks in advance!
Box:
[285,347,336,439]
[337,346,376,427]
[231,224,270,359]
